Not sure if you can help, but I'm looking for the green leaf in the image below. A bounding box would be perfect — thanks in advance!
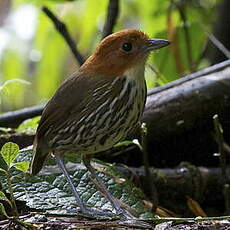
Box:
[7,150,153,220]
[1,142,19,167]
[12,161,30,173]
[0,191,11,207]
[0,191,7,199]
[0,79,30,95]
[0,79,30,107]
[0,202,8,218]
[114,141,134,148]
[16,116,40,135]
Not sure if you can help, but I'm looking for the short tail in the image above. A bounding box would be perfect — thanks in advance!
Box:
[30,138,49,175]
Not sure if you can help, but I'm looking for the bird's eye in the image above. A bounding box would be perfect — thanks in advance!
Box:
[122,42,132,52]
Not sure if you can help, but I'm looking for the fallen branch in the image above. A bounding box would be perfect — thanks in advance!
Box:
[141,59,230,166]
[143,59,230,135]
[2,213,230,230]
[117,164,230,213]
[147,59,230,95]
[0,105,43,128]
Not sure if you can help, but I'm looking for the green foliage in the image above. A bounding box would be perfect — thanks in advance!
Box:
[0,143,154,219]
[0,191,11,205]
[1,142,19,168]
[10,148,153,219]
[12,161,30,173]
[16,116,40,135]
[0,202,9,218]
[114,140,134,148]
[0,79,30,107]
[0,142,30,173]
[0,142,30,217]
[0,79,30,94]
[34,10,69,99]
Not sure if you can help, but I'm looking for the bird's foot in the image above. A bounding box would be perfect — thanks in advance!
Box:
[115,207,136,219]
[113,205,153,228]
[110,199,141,219]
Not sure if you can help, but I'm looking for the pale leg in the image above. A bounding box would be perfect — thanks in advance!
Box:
[54,154,116,217]
[82,155,134,219]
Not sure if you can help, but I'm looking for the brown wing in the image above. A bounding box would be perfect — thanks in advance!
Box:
[30,72,115,174]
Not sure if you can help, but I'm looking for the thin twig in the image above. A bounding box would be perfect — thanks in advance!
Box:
[140,123,158,206]
[147,64,168,84]
[223,142,230,155]
[102,0,119,39]
[207,33,230,59]
[42,6,85,66]
[213,114,230,215]
[213,114,227,181]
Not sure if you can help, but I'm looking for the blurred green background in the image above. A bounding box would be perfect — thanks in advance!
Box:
[0,0,221,112]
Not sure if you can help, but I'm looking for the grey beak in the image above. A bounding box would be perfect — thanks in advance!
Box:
[147,39,170,51]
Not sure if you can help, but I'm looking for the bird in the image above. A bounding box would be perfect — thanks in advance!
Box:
[30,29,170,219]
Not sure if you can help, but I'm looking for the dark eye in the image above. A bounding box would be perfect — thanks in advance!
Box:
[122,42,132,52]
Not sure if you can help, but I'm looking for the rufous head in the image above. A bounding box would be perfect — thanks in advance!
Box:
[80,29,170,77]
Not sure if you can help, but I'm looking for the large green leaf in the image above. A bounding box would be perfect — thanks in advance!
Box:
[12,161,30,173]
[0,79,30,107]
[0,142,19,167]
[0,203,8,218]
[4,149,153,219]
[0,191,12,207]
